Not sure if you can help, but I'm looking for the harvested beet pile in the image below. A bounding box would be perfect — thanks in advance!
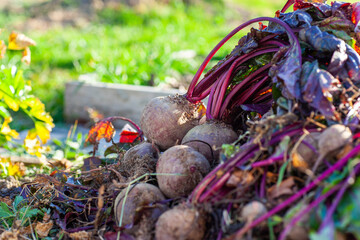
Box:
[5,0,360,239]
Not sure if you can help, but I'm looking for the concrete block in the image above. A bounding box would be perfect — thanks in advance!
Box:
[65,81,185,127]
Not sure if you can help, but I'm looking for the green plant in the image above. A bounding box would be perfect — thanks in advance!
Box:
[0,31,54,160]
[0,195,46,229]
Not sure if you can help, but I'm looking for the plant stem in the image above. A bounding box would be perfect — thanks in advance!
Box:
[229,143,360,239]
[186,17,301,103]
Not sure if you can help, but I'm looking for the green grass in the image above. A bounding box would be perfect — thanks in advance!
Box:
[19,1,248,122]
[5,0,340,122]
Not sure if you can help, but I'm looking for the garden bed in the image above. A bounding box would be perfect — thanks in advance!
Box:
[65,81,184,127]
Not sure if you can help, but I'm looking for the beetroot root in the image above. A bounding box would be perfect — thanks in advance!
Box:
[181,121,238,163]
[156,145,210,198]
[114,183,167,238]
[140,94,204,151]
[121,142,159,179]
[155,204,206,240]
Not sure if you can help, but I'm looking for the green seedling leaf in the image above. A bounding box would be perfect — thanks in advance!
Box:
[19,206,41,219]
[52,138,63,147]
[13,195,24,210]
[277,160,289,187]
[0,202,12,218]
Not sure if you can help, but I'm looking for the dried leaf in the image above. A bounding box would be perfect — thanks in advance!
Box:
[20,223,36,235]
[226,169,255,188]
[69,231,92,240]
[0,230,19,240]
[86,120,115,144]
[291,151,309,169]
[8,31,36,50]
[49,158,72,170]
[43,212,51,222]
[35,220,53,238]
[86,107,104,123]
[268,177,296,201]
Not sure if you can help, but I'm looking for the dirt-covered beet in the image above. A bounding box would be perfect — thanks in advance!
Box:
[114,183,168,239]
[155,204,206,240]
[156,145,210,198]
[292,132,321,169]
[181,121,238,163]
[120,142,159,179]
[317,124,352,157]
[140,94,204,151]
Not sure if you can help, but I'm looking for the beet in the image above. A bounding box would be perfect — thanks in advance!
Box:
[317,124,352,157]
[120,142,159,179]
[181,121,238,163]
[156,145,210,198]
[140,94,204,151]
[241,201,267,223]
[283,204,310,240]
[291,132,320,169]
[155,204,206,240]
[114,183,168,238]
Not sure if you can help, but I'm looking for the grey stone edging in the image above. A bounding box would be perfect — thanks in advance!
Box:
[65,81,184,128]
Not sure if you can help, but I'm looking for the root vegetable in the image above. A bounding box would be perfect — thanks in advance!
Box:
[283,204,310,240]
[181,121,238,163]
[121,142,159,179]
[307,124,353,183]
[292,132,320,169]
[140,94,204,151]
[241,201,267,223]
[156,145,211,198]
[318,124,352,157]
[114,183,167,237]
[155,205,206,240]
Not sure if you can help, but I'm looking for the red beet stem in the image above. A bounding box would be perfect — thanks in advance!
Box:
[186,17,301,103]
[219,63,271,115]
[223,76,269,116]
[212,48,278,119]
[279,183,341,240]
[319,164,360,231]
[251,154,285,168]
[281,0,295,13]
[231,143,360,239]
[191,124,315,203]
[192,56,236,98]
[280,164,360,240]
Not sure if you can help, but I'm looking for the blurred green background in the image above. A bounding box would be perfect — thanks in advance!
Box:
[0,0,352,123]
